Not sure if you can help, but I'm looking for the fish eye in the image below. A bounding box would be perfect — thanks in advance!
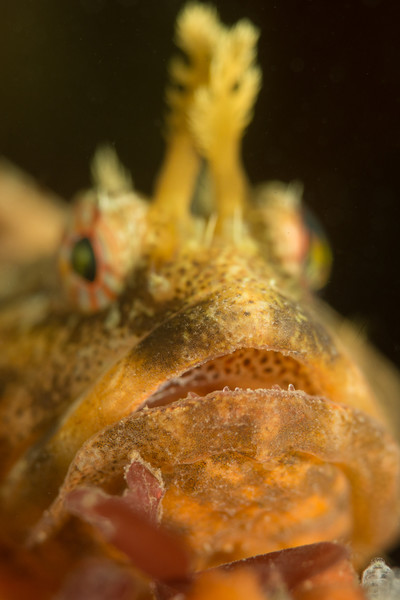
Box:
[70,237,97,282]
[59,197,124,313]
[251,182,332,291]
[302,207,332,291]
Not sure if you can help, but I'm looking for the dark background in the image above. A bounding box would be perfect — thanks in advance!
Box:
[1,0,400,561]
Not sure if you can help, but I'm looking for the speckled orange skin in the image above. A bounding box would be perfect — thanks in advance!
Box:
[0,3,399,597]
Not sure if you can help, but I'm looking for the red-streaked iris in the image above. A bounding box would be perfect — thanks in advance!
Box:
[59,197,124,313]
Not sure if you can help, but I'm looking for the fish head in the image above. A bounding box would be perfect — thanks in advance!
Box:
[0,2,399,588]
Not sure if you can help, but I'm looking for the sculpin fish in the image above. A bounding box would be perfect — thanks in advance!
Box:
[0,4,399,598]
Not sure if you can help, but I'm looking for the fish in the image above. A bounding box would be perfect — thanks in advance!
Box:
[0,3,399,598]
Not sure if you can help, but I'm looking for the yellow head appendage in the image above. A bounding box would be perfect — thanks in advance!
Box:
[152,4,222,223]
[151,3,261,246]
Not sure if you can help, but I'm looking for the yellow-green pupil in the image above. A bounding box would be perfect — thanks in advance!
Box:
[71,237,97,282]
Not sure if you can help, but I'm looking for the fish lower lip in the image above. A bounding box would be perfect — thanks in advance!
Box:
[142,346,321,409]
[30,386,399,570]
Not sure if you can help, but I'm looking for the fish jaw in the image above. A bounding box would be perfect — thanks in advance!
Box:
[29,388,400,570]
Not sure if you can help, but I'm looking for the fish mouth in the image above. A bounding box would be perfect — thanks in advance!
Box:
[143,347,321,409]
[23,342,399,571]
[32,371,399,570]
